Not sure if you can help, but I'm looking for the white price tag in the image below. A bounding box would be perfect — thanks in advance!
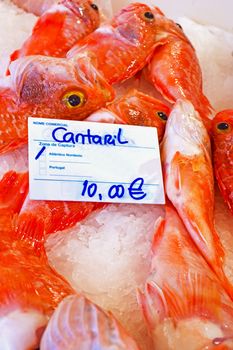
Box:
[28,117,165,204]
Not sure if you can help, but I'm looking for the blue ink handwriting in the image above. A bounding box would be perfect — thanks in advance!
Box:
[52,127,128,146]
[81,178,147,201]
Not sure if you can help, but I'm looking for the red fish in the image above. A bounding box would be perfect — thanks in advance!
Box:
[40,294,140,349]
[68,3,159,84]
[9,0,100,63]
[139,204,233,350]
[161,99,231,297]
[87,89,171,142]
[0,55,114,155]
[212,110,233,215]
[0,189,74,349]
[146,8,213,131]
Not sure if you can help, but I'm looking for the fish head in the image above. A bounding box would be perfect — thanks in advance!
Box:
[212,110,233,146]
[8,55,115,120]
[109,89,170,141]
[112,3,158,46]
[151,9,191,44]
[61,0,100,28]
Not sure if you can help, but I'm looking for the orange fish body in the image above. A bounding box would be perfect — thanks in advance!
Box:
[10,0,100,63]
[11,0,57,16]
[161,100,231,296]
[212,110,233,215]
[0,185,74,349]
[139,204,233,350]
[87,89,171,142]
[40,295,140,349]
[0,227,74,349]
[146,11,212,131]
[68,3,158,84]
[0,163,74,348]
[0,55,114,155]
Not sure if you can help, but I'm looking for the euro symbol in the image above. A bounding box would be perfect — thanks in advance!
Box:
[128,177,147,200]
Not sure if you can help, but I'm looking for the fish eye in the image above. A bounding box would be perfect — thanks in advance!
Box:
[176,23,183,30]
[216,122,231,133]
[157,111,168,121]
[144,12,155,21]
[62,91,86,109]
[90,3,98,11]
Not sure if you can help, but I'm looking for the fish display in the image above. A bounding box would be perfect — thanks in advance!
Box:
[0,89,169,237]
[212,110,233,215]
[0,0,232,349]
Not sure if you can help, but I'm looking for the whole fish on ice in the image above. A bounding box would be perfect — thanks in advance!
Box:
[161,99,231,297]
